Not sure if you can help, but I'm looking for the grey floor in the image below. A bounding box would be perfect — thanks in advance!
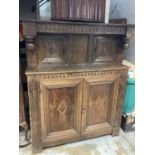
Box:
[19,129,135,155]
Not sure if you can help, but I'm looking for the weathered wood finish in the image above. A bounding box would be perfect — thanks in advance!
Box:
[27,78,42,153]
[40,78,83,146]
[23,19,134,153]
[26,67,128,152]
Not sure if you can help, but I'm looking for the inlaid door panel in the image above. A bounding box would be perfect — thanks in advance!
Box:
[88,83,111,125]
[81,75,120,138]
[93,36,116,63]
[37,35,68,66]
[40,78,83,146]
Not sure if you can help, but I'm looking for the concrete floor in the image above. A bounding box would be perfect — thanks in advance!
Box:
[19,129,135,155]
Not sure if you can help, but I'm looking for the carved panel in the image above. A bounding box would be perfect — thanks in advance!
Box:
[37,35,67,66]
[81,74,121,136]
[93,36,115,63]
[40,79,83,144]
[48,87,75,133]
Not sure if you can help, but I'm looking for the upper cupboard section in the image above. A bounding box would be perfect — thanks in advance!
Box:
[33,34,118,68]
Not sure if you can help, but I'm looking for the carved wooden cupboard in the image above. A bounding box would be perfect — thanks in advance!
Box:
[23,20,134,153]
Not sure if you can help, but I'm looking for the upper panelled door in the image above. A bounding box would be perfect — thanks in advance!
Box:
[93,36,116,64]
[40,78,83,147]
[37,35,68,67]
[81,72,121,138]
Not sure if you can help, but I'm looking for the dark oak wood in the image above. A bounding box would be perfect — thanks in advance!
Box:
[23,19,134,153]
[40,78,82,146]
[23,20,134,35]
[22,20,134,69]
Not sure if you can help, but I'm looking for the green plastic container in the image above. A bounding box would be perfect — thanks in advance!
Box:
[123,78,135,113]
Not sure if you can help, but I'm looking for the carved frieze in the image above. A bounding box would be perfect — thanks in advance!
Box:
[37,22,126,35]
[22,21,134,36]
[27,70,122,81]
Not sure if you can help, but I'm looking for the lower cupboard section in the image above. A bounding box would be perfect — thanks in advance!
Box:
[27,68,127,153]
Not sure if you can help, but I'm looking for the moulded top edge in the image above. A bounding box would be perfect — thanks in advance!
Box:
[21,19,134,27]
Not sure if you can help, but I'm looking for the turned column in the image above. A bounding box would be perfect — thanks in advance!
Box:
[25,36,38,68]
[123,26,135,49]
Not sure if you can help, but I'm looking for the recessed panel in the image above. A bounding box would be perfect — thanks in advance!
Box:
[47,87,75,133]
[88,83,111,125]
[93,37,115,63]
[37,35,66,65]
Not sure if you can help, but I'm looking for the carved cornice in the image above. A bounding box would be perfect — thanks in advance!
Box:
[22,20,134,36]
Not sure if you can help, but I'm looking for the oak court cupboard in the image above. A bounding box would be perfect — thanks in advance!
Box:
[22,0,134,153]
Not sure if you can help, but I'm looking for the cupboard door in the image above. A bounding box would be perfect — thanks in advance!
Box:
[81,74,120,138]
[37,35,68,67]
[93,36,116,63]
[40,78,82,147]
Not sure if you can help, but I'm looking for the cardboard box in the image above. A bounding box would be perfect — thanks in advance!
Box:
[121,113,135,132]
